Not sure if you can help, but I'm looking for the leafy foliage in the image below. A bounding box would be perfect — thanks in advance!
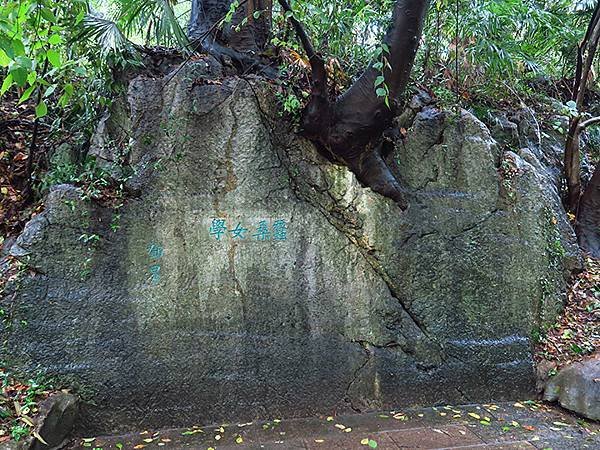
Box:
[418,0,594,101]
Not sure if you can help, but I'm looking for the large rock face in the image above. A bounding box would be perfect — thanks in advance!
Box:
[2,58,578,433]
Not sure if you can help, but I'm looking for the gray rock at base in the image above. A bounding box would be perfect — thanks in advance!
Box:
[2,60,580,433]
[18,393,78,450]
[544,356,600,421]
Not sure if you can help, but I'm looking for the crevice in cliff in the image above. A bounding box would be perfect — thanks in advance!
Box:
[448,208,501,241]
[343,340,373,413]
[245,80,445,364]
[455,387,471,403]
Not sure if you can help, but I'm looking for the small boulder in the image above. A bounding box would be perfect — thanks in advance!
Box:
[543,355,600,421]
[20,393,78,450]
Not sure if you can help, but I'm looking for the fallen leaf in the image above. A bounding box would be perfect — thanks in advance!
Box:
[20,416,34,426]
[334,424,346,430]
[553,421,570,427]
[468,413,481,420]
[236,435,243,444]
[33,431,48,445]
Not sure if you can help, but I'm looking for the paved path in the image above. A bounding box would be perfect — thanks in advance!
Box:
[70,402,599,450]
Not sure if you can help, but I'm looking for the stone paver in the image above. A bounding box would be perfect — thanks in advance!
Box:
[67,402,599,450]
[386,425,484,449]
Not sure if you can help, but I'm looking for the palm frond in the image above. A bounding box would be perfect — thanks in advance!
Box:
[82,13,137,56]
[116,0,190,51]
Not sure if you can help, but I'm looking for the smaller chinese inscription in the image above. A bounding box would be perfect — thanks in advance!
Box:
[147,242,164,284]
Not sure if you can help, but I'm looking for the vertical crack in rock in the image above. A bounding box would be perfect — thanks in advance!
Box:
[212,81,242,214]
[227,241,247,323]
[243,80,445,364]
[343,340,374,413]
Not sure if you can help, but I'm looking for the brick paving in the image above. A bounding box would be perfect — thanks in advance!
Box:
[69,402,599,450]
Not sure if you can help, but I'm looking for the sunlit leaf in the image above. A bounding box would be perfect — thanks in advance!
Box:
[35,100,48,118]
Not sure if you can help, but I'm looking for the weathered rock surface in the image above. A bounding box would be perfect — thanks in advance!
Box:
[1,57,579,433]
[544,355,600,420]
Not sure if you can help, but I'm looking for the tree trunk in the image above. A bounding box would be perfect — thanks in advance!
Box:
[564,1,600,213]
[188,0,272,54]
[577,164,600,257]
[564,117,582,212]
[283,0,431,207]
[190,0,430,207]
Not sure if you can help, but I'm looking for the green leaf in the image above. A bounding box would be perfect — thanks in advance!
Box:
[46,49,61,68]
[9,39,25,58]
[10,67,28,87]
[43,85,56,98]
[48,34,62,45]
[35,101,48,118]
[0,49,10,67]
[75,11,85,24]
[373,62,383,70]
[368,439,378,448]
[15,56,32,70]
[19,85,35,103]
[375,87,387,97]
[374,75,385,87]
[570,344,584,354]
[27,70,37,85]
[40,8,57,23]
[0,74,13,95]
